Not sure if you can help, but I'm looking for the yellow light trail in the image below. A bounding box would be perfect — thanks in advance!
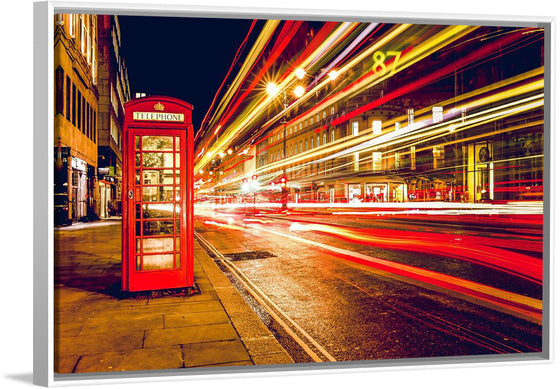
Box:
[246,87,543,182]
[195,22,358,172]
[196,23,474,174]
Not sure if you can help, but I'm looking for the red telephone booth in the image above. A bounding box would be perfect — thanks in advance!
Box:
[122,96,194,292]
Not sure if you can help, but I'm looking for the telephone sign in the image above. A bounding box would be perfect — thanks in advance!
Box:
[122,96,194,292]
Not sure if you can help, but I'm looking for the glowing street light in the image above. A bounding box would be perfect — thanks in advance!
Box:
[295,68,306,79]
[328,70,339,81]
[294,85,305,98]
[266,82,280,96]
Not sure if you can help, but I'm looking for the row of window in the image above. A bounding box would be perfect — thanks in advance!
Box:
[59,14,97,84]
[269,106,337,144]
[55,66,97,143]
[269,130,337,163]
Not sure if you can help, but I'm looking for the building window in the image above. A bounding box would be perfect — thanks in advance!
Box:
[331,130,335,143]
[310,137,314,148]
[299,123,302,130]
[81,95,86,134]
[323,132,327,145]
[295,144,298,154]
[86,103,90,138]
[394,151,400,169]
[352,122,359,136]
[300,141,303,153]
[316,113,319,122]
[372,120,382,135]
[433,145,445,169]
[93,111,97,143]
[92,39,97,84]
[55,66,64,115]
[110,115,119,145]
[410,146,416,170]
[81,15,91,63]
[372,152,382,171]
[317,135,320,146]
[305,140,308,151]
[310,117,313,125]
[331,106,335,115]
[77,90,81,131]
[323,111,326,119]
[72,84,76,125]
[65,76,71,120]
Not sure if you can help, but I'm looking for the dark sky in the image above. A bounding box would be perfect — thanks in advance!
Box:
[118,16,256,132]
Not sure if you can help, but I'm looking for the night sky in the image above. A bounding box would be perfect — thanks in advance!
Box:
[118,15,256,132]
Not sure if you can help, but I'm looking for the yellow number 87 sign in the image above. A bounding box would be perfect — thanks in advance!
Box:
[372,50,402,75]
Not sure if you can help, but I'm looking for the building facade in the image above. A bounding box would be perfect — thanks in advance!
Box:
[201,25,544,206]
[54,14,99,224]
[96,15,131,218]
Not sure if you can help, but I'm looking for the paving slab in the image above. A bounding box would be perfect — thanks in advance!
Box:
[182,339,251,367]
[164,310,230,328]
[54,220,294,375]
[74,345,184,373]
[144,323,239,348]
[79,312,165,334]
[56,330,144,355]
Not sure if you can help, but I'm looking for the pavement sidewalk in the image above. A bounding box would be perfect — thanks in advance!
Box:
[54,219,293,374]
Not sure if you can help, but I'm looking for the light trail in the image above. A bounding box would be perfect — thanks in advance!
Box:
[287,221,542,283]
[196,23,479,174]
[195,200,544,214]
[247,224,542,324]
[262,83,543,175]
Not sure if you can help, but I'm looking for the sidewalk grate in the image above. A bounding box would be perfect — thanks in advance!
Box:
[222,251,276,262]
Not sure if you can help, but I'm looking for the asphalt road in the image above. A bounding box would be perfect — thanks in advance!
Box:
[193,206,543,363]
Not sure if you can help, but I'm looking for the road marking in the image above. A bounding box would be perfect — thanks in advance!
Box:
[194,231,337,363]
[248,224,542,324]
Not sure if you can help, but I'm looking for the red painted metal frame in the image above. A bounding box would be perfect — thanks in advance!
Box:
[122,96,194,292]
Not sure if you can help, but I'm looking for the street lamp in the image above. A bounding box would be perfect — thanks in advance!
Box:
[294,85,305,98]
[295,68,306,79]
[266,83,290,210]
